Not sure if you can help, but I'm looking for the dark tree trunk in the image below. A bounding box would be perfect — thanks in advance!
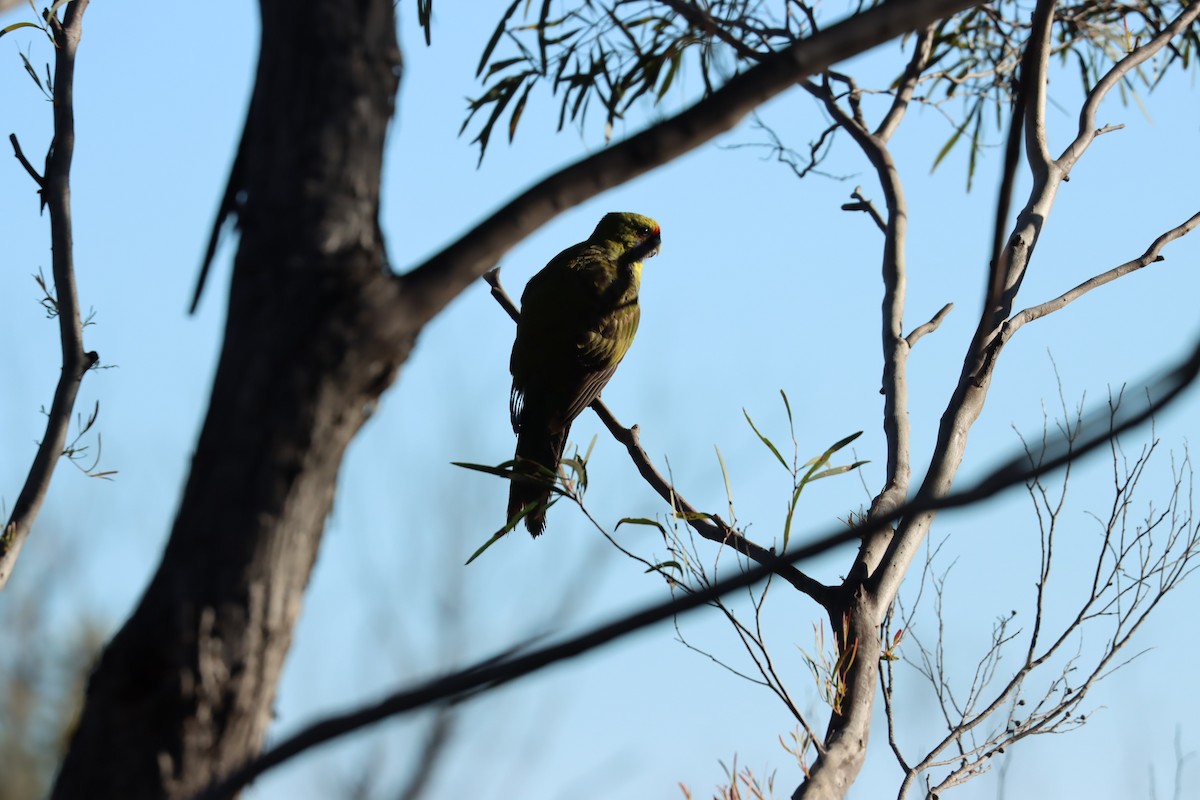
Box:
[51,2,404,797]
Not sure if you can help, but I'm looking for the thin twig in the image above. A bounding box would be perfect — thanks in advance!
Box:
[8,133,44,186]
[841,187,886,233]
[905,303,954,348]
[999,210,1200,345]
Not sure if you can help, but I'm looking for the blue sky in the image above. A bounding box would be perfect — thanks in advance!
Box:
[2,3,1199,799]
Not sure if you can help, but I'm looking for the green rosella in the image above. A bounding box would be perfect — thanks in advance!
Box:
[508,212,662,536]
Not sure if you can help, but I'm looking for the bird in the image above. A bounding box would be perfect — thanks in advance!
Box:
[507,211,662,536]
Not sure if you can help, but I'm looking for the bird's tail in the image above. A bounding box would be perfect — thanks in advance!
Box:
[508,425,568,537]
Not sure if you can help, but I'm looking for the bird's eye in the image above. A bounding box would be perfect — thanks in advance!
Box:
[637,225,652,236]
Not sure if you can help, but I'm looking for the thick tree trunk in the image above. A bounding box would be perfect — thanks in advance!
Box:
[51,2,403,797]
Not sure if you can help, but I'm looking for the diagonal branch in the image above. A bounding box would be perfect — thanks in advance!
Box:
[194,335,1200,800]
[905,303,954,348]
[875,25,936,142]
[1,0,97,592]
[8,133,44,186]
[1058,2,1200,174]
[484,269,832,605]
[397,0,989,328]
[998,210,1200,345]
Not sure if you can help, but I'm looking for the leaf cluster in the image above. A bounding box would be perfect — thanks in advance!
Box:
[923,0,1200,186]
[461,0,1199,174]
[462,0,810,161]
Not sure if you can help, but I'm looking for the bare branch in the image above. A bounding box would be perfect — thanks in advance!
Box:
[1,0,96,592]
[904,303,954,348]
[875,26,936,142]
[804,64,920,542]
[192,334,1200,800]
[483,269,832,605]
[1000,210,1200,344]
[871,0,1199,618]
[8,133,43,187]
[899,390,1200,796]
[841,187,886,234]
[1059,3,1200,174]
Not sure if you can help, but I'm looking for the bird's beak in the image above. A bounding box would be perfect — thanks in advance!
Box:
[645,230,662,259]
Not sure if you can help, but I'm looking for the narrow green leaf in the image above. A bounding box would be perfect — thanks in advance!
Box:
[536,0,553,70]
[808,460,870,482]
[469,73,526,162]
[655,49,681,101]
[542,27,581,48]
[714,445,734,518]
[581,434,598,464]
[476,0,522,77]
[966,106,983,192]
[930,123,964,174]
[451,460,516,479]
[826,431,864,453]
[783,481,801,551]
[508,79,534,142]
[800,432,863,485]
[485,56,529,79]
[465,530,507,565]
[18,51,44,94]
[744,409,788,471]
[0,20,40,38]
[644,560,682,574]
[417,0,433,45]
[616,517,667,535]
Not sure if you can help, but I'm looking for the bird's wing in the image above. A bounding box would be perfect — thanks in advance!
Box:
[560,302,641,422]
[511,242,640,429]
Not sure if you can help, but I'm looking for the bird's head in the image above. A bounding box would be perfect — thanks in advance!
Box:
[593,212,662,262]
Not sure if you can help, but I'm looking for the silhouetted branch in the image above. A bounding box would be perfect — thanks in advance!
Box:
[397,0,990,328]
[194,333,1200,800]
[1,0,97,592]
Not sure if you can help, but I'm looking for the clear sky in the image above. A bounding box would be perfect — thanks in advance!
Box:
[2,3,1198,799]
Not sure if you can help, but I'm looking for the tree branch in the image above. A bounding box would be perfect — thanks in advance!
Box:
[1,0,96,592]
[1022,0,1057,177]
[870,0,1197,613]
[841,187,886,233]
[193,333,1200,800]
[875,25,936,142]
[999,210,1200,345]
[483,269,832,605]
[1058,2,1200,174]
[905,303,954,348]
[398,0,989,328]
[8,133,43,186]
